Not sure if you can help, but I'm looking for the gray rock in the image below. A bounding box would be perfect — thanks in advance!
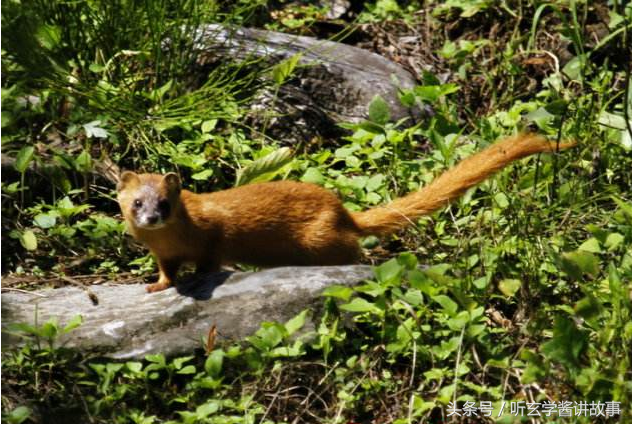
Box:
[2,266,373,359]
[181,24,427,143]
[190,24,418,122]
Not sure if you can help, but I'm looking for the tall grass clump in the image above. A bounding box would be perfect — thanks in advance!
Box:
[1,0,266,168]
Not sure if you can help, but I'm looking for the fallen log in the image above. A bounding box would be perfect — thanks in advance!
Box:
[184,24,425,142]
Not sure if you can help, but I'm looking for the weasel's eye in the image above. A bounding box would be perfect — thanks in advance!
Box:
[133,199,143,208]
[157,199,171,216]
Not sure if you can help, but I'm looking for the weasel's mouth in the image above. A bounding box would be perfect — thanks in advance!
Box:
[135,219,166,230]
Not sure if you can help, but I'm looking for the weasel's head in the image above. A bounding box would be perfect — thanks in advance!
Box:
[117,172,181,230]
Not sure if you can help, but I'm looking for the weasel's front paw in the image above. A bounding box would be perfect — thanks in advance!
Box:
[146,281,171,293]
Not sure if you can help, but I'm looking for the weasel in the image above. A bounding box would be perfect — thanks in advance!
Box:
[117,133,574,292]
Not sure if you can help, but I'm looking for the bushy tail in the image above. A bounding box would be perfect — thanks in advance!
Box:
[352,133,575,236]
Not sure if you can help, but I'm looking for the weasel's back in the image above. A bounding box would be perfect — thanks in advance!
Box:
[193,181,363,266]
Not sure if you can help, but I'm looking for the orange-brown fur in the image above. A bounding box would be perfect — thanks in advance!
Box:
[117,133,574,292]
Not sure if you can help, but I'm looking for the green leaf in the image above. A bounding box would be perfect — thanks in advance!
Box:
[608,10,625,28]
[195,401,219,418]
[612,196,632,222]
[177,365,196,375]
[520,350,546,384]
[413,83,459,102]
[585,224,608,243]
[599,112,632,148]
[541,316,589,374]
[423,368,446,380]
[56,196,90,218]
[272,53,302,85]
[89,63,106,73]
[125,362,143,373]
[201,119,217,133]
[347,176,368,190]
[355,280,386,297]
[368,95,390,125]
[321,284,354,301]
[83,120,109,139]
[40,321,58,339]
[106,363,123,376]
[401,289,424,306]
[62,315,83,333]
[498,279,521,298]
[561,250,600,278]
[604,232,624,251]
[396,252,418,270]
[437,385,454,404]
[250,323,285,350]
[431,295,458,316]
[340,298,382,314]
[366,193,382,205]
[493,192,509,209]
[75,150,93,173]
[4,406,31,424]
[574,295,603,327]
[7,323,39,337]
[411,396,435,415]
[399,90,416,107]
[334,145,359,158]
[284,310,308,336]
[365,174,384,192]
[374,258,404,284]
[473,275,490,289]
[358,121,385,134]
[20,230,37,251]
[235,147,293,186]
[172,356,193,370]
[301,168,325,185]
[34,213,57,229]
[578,237,601,253]
[447,311,470,330]
[620,128,632,150]
[204,349,225,378]
[148,79,173,102]
[271,340,304,357]
[2,111,13,128]
[145,354,166,366]
[525,106,555,127]
[15,146,35,173]
[597,111,627,129]
[191,169,213,181]
[432,336,460,360]
[35,24,61,50]
[544,99,569,115]
[562,55,584,80]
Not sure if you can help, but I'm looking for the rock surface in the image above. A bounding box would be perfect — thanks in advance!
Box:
[2,266,373,359]
[184,24,426,142]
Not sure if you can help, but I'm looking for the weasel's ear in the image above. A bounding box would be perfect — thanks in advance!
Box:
[162,172,181,194]
[117,171,139,192]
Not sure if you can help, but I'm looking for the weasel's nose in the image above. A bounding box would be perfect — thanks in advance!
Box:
[147,215,160,225]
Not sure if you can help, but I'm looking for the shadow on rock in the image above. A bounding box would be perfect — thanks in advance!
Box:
[175,271,233,300]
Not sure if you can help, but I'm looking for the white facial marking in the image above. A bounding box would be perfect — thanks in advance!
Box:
[134,184,167,229]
